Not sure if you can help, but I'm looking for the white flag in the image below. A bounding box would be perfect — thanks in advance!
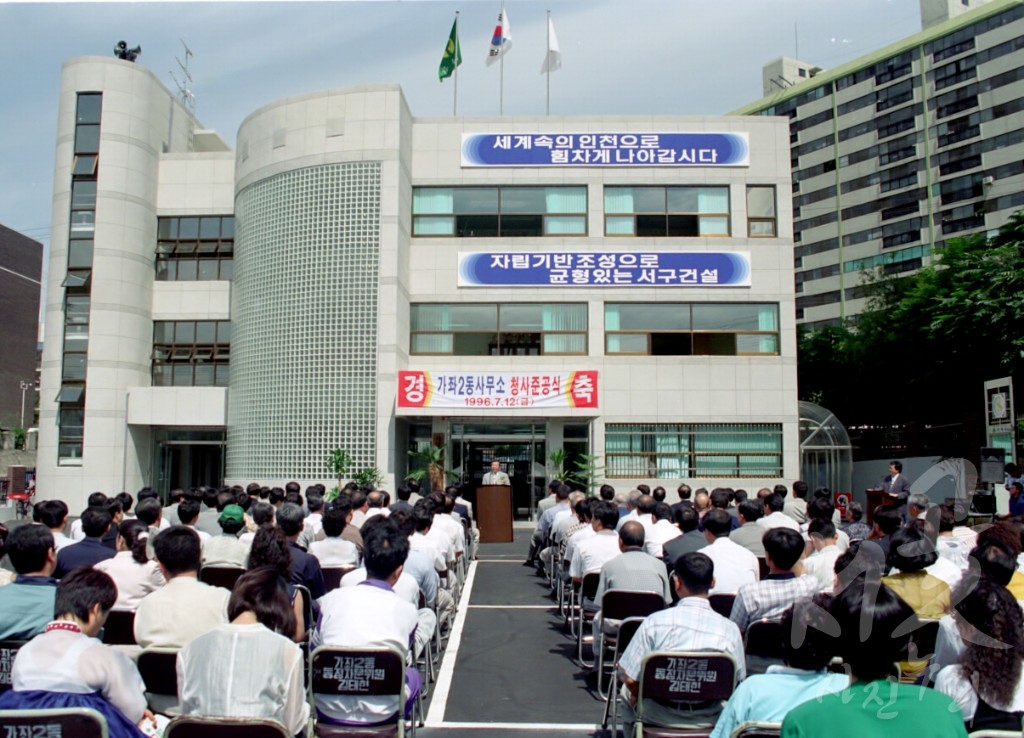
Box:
[486,5,512,66]
[540,15,562,74]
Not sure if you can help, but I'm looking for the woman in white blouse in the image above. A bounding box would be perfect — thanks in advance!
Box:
[176,565,310,736]
[94,519,165,610]
[935,577,1024,731]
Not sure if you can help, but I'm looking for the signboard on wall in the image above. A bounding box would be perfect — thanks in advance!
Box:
[397,370,598,410]
[461,132,750,167]
[458,251,751,288]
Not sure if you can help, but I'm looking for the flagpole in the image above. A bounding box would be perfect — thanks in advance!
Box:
[453,11,459,116]
[545,10,551,116]
[499,4,505,116]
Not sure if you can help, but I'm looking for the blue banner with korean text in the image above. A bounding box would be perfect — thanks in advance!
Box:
[458,252,751,287]
[461,132,749,167]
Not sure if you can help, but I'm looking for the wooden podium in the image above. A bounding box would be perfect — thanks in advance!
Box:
[865,489,888,525]
[477,485,513,543]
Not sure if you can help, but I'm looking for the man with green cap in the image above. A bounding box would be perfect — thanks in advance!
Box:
[200,504,249,567]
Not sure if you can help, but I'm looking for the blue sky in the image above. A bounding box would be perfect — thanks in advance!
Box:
[0,0,923,252]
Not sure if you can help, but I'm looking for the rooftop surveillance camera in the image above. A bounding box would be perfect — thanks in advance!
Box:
[114,41,142,63]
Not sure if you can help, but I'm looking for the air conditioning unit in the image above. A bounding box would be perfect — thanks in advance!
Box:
[983,175,994,186]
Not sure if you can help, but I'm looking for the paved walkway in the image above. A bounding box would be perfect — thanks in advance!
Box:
[420,531,612,738]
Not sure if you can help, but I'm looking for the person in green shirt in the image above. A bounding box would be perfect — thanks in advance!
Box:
[782,576,967,738]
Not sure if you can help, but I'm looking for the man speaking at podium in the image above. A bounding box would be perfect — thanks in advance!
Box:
[482,460,511,486]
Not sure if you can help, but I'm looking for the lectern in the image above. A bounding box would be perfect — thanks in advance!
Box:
[477,485,513,543]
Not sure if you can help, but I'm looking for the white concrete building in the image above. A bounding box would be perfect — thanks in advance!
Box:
[39,56,798,517]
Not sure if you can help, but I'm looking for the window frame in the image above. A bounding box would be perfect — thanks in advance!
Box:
[603,185,731,237]
[152,319,232,386]
[411,186,588,238]
[409,303,589,357]
[604,303,780,357]
[746,185,777,238]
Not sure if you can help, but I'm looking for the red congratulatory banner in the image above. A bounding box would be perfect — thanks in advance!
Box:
[398,370,598,410]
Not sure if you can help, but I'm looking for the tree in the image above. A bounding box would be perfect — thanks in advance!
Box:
[326,448,353,491]
[407,444,456,492]
[798,210,1024,434]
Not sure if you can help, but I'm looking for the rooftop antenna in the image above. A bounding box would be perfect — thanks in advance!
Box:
[170,40,196,150]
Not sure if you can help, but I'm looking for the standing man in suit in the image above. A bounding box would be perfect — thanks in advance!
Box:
[882,460,912,505]
[482,460,510,486]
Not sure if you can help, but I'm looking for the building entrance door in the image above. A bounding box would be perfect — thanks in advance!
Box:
[152,429,226,500]
[449,422,546,520]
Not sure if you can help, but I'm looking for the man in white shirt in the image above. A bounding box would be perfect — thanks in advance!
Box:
[135,526,229,647]
[935,504,974,570]
[310,506,360,568]
[176,498,211,544]
[758,494,802,533]
[618,551,746,735]
[482,460,510,486]
[645,502,682,559]
[313,518,422,726]
[702,509,760,595]
[69,492,110,541]
[802,520,843,593]
[570,501,623,592]
[35,499,74,551]
[783,481,808,524]
[349,490,370,530]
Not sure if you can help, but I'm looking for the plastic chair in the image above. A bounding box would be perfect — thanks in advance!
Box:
[634,651,738,737]
[744,620,787,675]
[101,609,137,646]
[137,647,180,714]
[731,721,783,737]
[0,639,28,694]
[0,707,109,738]
[322,566,356,592]
[595,590,666,697]
[600,616,646,734]
[199,566,246,590]
[575,573,601,668]
[708,593,736,619]
[309,645,414,738]
[164,715,292,737]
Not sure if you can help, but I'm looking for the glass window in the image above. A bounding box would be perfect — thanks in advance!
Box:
[74,125,100,154]
[199,217,221,239]
[747,186,777,237]
[71,180,97,210]
[175,322,195,344]
[153,321,173,344]
[76,93,102,124]
[70,211,95,236]
[158,218,178,239]
[176,260,198,281]
[197,260,220,280]
[413,186,587,237]
[178,218,200,239]
[65,295,90,324]
[64,323,89,351]
[604,186,730,237]
[217,322,232,343]
[62,353,87,381]
[411,303,586,356]
[61,270,92,290]
[606,304,690,331]
[692,304,778,331]
[605,423,783,478]
[605,303,779,356]
[195,321,217,344]
[221,217,235,239]
[72,156,98,177]
[68,240,93,269]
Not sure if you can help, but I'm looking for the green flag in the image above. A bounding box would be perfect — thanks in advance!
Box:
[439,17,462,82]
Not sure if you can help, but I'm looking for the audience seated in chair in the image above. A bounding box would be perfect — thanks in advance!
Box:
[201,505,249,568]
[312,516,422,726]
[277,502,326,600]
[617,551,746,735]
[94,520,165,611]
[246,527,308,642]
[935,577,1024,732]
[309,506,360,568]
[177,566,309,736]
[0,525,58,640]
[781,576,968,738]
[0,568,156,738]
[134,526,230,648]
[711,594,848,737]
[56,507,116,577]
[730,528,818,634]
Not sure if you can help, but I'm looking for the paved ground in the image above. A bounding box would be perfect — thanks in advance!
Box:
[420,530,616,738]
